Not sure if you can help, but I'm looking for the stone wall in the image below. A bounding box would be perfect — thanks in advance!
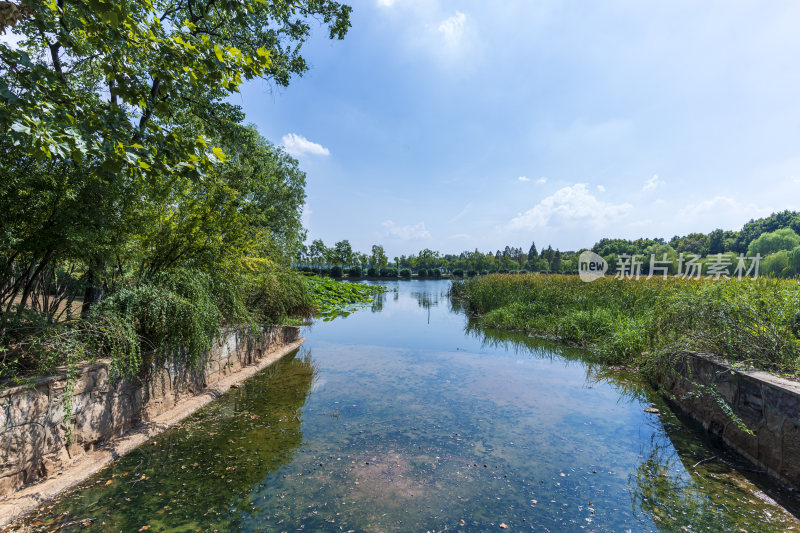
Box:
[0,325,299,498]
[659,352,800,488]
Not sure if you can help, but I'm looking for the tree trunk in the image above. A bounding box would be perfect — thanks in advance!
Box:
[80,263,104,318]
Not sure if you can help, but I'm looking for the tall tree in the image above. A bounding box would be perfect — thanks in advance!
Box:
[1,0,351,312]
[370,245,388,268]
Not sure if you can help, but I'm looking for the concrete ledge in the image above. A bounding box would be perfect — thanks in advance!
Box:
[658,352,800,489]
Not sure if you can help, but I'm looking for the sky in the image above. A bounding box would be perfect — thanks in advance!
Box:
[15,1,800,257]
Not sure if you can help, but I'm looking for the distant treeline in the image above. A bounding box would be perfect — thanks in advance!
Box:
[299,210,800,278]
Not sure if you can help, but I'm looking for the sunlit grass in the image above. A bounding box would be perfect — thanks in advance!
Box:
[453,274,800,375]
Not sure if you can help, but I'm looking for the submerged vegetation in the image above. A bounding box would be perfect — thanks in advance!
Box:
[452,274,800,376]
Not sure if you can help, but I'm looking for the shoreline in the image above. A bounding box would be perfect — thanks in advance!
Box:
[0,338,305,528]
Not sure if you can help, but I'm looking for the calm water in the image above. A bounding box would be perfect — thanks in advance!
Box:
[9,280,800,532]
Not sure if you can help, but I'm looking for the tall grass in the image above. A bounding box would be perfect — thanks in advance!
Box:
[453,274,800,375]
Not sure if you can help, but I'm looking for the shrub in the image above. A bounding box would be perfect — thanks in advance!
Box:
[399,268,411,278]
[367,267,379,277]
[452,269,464,278]
[417,268,428,278]
[347,267,362,277]
[380,268,397,278]
[329,266,343,278]
[430,269,442,278]
[467,270,477,277]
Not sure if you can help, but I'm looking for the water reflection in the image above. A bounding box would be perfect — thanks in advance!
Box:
[14,352,315,532]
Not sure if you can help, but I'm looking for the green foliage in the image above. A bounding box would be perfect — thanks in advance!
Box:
[305,276,384,318]
[747,228,800,257]
[417,268,428,278]
[329,266,343,278]
[347,267,362,277]
[380,268,397,278]
[399,268,411,279]
[458,274,800,375]
[244,268,314,325]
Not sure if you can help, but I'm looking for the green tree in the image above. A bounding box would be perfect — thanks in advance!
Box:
[1,0,351,313]
[332,240,353,267]
[747,228,800,257]
[370,245,388,269]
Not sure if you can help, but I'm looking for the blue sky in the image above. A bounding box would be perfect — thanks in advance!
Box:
[239,0,800,256]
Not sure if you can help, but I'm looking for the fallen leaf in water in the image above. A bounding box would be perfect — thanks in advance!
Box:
[105,480,113,485]
[499,523,509,529]
[138,526,150,532]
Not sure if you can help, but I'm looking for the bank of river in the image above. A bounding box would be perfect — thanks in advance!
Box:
[6,280,799,532]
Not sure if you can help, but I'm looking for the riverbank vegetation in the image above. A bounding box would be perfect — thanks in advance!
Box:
[304,211,800,278]
[0,0,352,384]
[452,274,800,376]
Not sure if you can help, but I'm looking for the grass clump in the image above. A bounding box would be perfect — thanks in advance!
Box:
[453,274,800,375]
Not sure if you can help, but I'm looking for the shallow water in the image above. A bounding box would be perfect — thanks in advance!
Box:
[10,280,800,532]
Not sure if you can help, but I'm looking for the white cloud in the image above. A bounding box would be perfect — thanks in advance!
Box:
[643,174,663,191]
[518,176,530,182]
[675,196,773,233]
[280,133,330,157]
[382,220,432,240]
[677,196,754,219]
[536,177,547,184]
[438,11,467,44]
[596,184,606,192]
[508,183,631,231]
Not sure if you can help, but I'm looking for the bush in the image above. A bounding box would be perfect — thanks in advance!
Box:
[417,268,428,278]
[452,269,464,278]
[467,270,477,277]
[399,268,411,278]
[380,268,397,278]
[367,267,379,277]
[347,267,362,277]
[430,269,442,278]
[329,266,343,278]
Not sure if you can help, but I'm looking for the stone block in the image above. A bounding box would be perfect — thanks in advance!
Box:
[0,424,48,468]
[780,420,800,485]
[763,384,800,421]
[736,378,764,425]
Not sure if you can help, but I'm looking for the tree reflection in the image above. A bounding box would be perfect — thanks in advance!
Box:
[19,351,316,532]
[629,405,800,531]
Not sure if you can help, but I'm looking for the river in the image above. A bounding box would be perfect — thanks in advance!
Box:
[9,279,799,532]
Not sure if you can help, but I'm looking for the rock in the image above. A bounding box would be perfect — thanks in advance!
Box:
[643,407,660,414]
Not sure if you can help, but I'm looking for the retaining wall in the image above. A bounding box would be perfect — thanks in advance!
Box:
[0,325,300,498]
[659,352,800,488]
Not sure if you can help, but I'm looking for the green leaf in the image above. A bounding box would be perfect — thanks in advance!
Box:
[212,147,227,162]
